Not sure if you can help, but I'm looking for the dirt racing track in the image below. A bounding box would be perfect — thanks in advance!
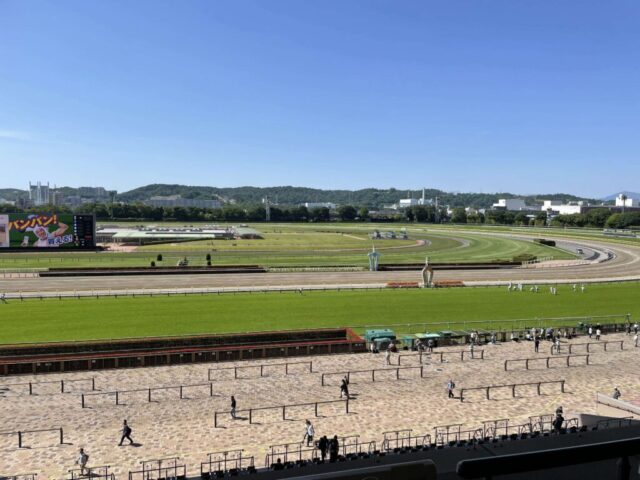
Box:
[1,234,640,295]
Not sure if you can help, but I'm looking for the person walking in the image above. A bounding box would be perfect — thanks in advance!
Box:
[303,420,315,447]
[76,448,89,475]
[318,435,329,462]
[588,326,593,339]
[595,328,601,341]
[427,339,434,353]
[329,435,340,462]
[613,387,621,400]
[340,378,350,399]
[633,333,638,347]
[553,412,564,433]
[534,337,540,353]
[118,420,133,446]
[230,395,237,419]
[447,379,456,399]
[384,347,391,366]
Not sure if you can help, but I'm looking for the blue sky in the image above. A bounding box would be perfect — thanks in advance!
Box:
[1,0,638,197]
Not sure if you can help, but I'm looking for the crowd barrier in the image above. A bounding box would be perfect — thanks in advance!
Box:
[201,450,255,477]
[504,354,590,371]
[0,427,64,449]
[552,340,624,354]
[207,361,313,381]
[396,349,484,366]
[381,429,432,451]
[459,380,566,402]
[321,365,426,386]
[214,398,349,428]
[128,457,186,480]
[81,381,216,408]
[0,474,37,480]
[67,466,113,480]
[0,377,96,395]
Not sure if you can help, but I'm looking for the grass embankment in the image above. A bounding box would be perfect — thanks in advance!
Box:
[0,283,636,344]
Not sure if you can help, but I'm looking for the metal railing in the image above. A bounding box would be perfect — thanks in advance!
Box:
[214,398,349,428]
[207,361,313,381]
[460,380,566,402]
[396,349,485,365]
[381,429,432,451]
[504,354,590,371]
[320,366,426,386]
[81,381,217,408]
[129,457,186,480]
[201,450,254,475]
[67,465,113,480]
[552,340,624,354]
[0,427,64,449]
[0,378,96,395]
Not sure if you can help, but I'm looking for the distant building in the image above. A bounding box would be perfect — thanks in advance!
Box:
[0,197,15,205]
[29,181,50,206]
[492,198,528,211]
[615,194,639,208]
[303,202,336,210]
[145,195,222,209]
[541,200,584,215]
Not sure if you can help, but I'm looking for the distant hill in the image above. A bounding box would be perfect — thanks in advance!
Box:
[117,184,597,209]
[601,191,640,201]
[1,184,600,209]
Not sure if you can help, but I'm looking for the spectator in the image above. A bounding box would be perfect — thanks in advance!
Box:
[447,379,456,398]
[596,328,601,341]
[303,420,315,447]
[118,420,133,446]
[273,458,284,470]
[384,347,391,366]
[588,326,593,339]
[369,341,376,354]
[76,448,89,475]
[613,387,621,400]
[427,339,434,353]
[329,435,339,462]
[634,323,639,335]
[340,378,350,399]
[626,323,632,335]
[634,334,638,347]
[318,435,329,462]
[553,413,564,433]
[230,395,237,419]
[534,337,540,353]
[555,406,563,416]
[554,338,561,354]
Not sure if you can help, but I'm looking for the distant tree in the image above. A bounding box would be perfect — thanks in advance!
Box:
[310,207,330,222]
[514,212,529,226]
[358,207,369,220]
[451,207,468,224]
[585,208,611,228]
[337,205,357,221]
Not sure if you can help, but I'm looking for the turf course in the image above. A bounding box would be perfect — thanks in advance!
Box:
[0,282,636,344]
[0,224,574,268]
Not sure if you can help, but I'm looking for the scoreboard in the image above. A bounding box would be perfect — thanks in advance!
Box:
[72,215,96,248]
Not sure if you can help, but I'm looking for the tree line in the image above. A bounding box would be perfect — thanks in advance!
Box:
[1,202,638,228]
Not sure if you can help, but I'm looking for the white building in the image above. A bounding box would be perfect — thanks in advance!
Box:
[615,194,639,208]
[304,202,336,210]
[492,198,528,211]
[541,200,585,215]
[29,181,50,205]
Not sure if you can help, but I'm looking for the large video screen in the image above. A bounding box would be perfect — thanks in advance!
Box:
[0,213,95,249]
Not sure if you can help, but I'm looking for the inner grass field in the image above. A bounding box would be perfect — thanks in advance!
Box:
[0,224,574,269]
[1,282,636,344]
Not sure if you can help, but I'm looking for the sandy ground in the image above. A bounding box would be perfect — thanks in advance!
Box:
[0,332,638,478]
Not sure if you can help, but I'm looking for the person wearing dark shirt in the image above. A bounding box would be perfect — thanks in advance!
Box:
[329,435,339,462]
[318,435,329,462]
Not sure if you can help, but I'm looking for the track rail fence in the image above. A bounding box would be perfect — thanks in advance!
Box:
[214,398,349,428]
[321,365,426,386]
[552,340,624,354]
[459,380,566,402]
[0,427,64,449]
[504,354,590,371]
[207,361,313,381]
[81,382,217,408]
[0,378,96,395]
[397,350,484,366]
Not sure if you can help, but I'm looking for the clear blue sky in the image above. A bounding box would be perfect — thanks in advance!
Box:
[1,0,638,197]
